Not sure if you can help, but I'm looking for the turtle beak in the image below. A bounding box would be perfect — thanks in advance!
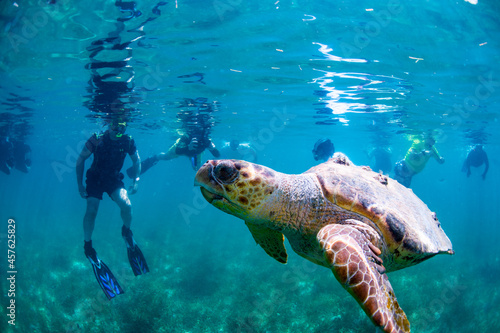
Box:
[200,187,223,203]
[200,187,213,202]
[195,160,224,203]
[194,161,212,187]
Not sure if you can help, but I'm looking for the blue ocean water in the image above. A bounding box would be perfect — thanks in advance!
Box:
[0,0,499,332]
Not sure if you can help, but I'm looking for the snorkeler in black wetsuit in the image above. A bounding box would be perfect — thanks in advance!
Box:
[130,132,220,176]
[165,133,220,170]
[312,138,335,162]
[462,145,489,180]
[76,120,149,299]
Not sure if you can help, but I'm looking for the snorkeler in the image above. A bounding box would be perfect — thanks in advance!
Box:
[219,139,258,162]
[160,132,220,170]
[0,137,14,175]
[312,138,335,162]
[129,132,221,178]
[367,146,392,174]
[462,145,489,180]
[393,134,445,188]
[76,119,149,299]
[0,137,31,175]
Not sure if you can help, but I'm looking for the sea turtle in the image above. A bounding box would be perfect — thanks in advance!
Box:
[194,153,454,333]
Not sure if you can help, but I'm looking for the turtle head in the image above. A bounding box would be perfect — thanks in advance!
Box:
[195,160,279,221]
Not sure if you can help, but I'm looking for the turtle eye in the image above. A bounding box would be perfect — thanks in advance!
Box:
[214,162,239,184]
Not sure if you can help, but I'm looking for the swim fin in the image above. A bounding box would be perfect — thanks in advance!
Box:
[122,226,150,276]
[85,242,124,300]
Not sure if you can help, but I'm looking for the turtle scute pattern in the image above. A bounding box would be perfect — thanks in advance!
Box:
[318,223,410,333]
[308,153,452,270]
[195,156,452,333]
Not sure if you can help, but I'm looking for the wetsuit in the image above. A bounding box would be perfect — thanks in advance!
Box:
[171,134,220,169]
[126,133,221,177]
[85,131,137,199]
[172,135,208,156]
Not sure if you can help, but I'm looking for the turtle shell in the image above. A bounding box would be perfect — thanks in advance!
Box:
[305,153,453,268]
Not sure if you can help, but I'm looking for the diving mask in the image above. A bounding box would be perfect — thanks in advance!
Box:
[112,122,127,138]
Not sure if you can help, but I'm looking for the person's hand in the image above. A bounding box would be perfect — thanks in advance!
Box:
[78,185,88,199]
[482,173,486,180]
[188,138,198,151]
[438,157,445,164]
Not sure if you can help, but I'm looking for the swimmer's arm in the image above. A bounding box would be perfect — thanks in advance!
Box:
[432,146,445,164]
[208,140,221,158]
[76,145,92,194]
[129,150,141,194]
[129,150,141,179]
[158,138,181,160]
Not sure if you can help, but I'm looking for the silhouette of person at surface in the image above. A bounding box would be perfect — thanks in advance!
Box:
[462,145,489,180]
[393,134,445,188]
[366,146,392,174]
[312,138,335,162]
[219,139,258,162]
[0,137,31,175]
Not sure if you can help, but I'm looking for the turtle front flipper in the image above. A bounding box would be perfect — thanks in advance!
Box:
[245,222,288,264]
[318,223,410,333]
